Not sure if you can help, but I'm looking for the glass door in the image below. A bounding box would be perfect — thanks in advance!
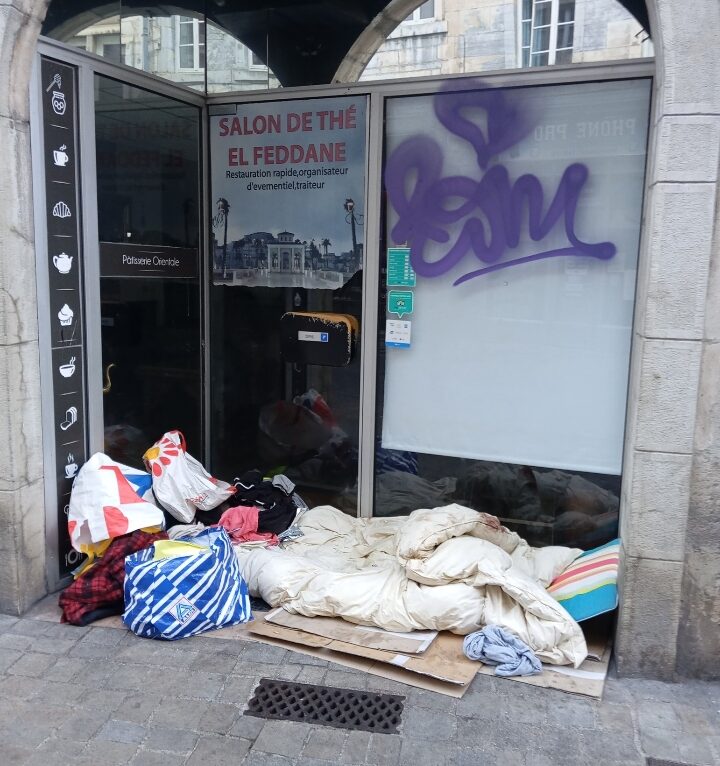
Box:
[94,75,203,467]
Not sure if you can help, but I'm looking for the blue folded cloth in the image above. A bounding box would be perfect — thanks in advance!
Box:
[462,625,542,677]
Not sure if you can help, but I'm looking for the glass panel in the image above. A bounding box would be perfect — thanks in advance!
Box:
[522,20,531,47]
[95,75,202,467]
[179,46,195,69]
[179,19,194,46]
[208,96,368,512]
[206,27,280,93]
[559,0,576,24]
[555,47,573,64]
[530,51,549,66]
[557,23,575,50]
[522,47,531,67]
[534,2,552,27]
[532,26,550,52]
[418,0,435,20]
[379,79,652,548]
[521,0,533,22]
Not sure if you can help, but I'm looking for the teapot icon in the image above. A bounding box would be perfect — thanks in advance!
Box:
[53,252,73,274]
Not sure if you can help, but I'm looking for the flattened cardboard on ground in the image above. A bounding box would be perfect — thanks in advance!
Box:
[251,613,611,700]
[250,618,477,686]
[474,645,611,699]
[246,622,472,698]
[265,608,437,654]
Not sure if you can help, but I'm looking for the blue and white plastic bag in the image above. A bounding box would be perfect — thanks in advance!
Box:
[123,527,251,640]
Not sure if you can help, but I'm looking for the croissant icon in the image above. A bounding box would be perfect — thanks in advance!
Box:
[52,201,72,219]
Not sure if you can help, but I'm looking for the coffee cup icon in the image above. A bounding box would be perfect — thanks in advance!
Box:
[53,145,69,166]
[65,453,78,479]
[59,356,76,378]
[53,252,73,274]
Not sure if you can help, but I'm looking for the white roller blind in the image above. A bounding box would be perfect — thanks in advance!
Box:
[381,79,652,475]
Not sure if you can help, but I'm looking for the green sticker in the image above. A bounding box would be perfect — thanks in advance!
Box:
[387,248,416,287]
[388,290,414,318]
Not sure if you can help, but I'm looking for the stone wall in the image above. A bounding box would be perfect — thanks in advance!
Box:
[615,0,720,680]
[0,0,50,614]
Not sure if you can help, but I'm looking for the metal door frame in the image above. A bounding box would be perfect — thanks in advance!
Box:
[32,37,207,590]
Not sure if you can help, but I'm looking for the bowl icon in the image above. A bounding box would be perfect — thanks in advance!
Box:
[59,357,76,378]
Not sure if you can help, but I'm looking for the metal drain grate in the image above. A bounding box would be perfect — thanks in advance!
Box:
[245,678,405,733]
[646,759,694,766]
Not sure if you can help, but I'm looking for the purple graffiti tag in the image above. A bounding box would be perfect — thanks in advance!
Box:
[384,80,616,286]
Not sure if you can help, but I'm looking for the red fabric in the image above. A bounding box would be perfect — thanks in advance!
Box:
[217,505,278,546]
[59,529,168,626]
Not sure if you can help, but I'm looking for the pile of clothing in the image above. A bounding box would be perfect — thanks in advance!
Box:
[59,430,299,628]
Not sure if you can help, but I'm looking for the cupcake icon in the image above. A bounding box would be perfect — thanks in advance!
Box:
[58,304,74,326]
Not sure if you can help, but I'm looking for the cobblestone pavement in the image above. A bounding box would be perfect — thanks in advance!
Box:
[0,613,718,766]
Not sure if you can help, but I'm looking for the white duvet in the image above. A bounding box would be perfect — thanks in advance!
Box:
[236,504,588,666]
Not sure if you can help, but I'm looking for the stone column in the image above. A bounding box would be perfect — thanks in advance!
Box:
[0,0,50,613]
[616,0,720,679]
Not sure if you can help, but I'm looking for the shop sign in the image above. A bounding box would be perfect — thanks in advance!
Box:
[209,96,367,289]
[100,242,199,278]
[41,57,88,578]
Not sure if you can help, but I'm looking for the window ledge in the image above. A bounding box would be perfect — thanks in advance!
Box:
[389,19,448,39]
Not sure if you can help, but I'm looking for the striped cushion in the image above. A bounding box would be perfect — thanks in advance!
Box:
[547,539,620,622]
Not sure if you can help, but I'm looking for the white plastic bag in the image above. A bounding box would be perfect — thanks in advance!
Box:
[143,430,235,523]
[68,452,165,554]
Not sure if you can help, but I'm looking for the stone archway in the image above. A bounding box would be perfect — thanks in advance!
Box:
[333,0,429,83]
[0,0,719,679]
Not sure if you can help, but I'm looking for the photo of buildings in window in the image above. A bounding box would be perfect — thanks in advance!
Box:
[210,95,367,289]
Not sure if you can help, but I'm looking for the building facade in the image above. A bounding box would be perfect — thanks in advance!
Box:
[0,0,718,683]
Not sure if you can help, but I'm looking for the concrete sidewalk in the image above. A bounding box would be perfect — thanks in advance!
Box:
[0,612,717,766]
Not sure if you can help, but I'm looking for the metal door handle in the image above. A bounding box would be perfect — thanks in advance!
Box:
[103,363,116,394]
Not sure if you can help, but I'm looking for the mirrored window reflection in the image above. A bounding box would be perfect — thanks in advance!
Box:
[95,76,203,467]
[56,10,280,93]
[360,0,653,82]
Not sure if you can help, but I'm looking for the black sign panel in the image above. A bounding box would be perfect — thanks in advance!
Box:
[41,57,87,579]
[100,242,199,278]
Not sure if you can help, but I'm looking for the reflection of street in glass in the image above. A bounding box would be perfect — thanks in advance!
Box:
[60,406,77,431]
[59,357,76,378]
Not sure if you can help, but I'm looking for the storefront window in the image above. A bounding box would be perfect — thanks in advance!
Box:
[360,0,652,82]
[95,76,203,466]
[376,77,652,546]
[208,96,368,511]
[42,5,279,94]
